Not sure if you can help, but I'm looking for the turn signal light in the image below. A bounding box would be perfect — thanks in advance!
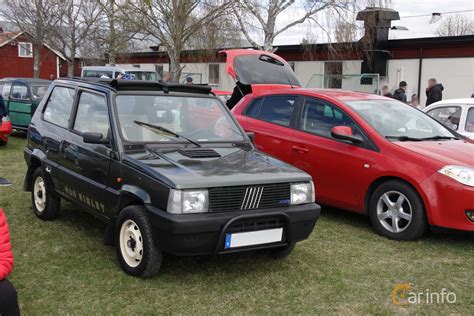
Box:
[466,210,474,222]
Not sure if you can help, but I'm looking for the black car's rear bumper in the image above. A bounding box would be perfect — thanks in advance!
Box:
[145,203,321,256]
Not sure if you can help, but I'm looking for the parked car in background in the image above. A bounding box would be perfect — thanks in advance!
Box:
[0,78,50,130]
[81,66,158,81]
[23,78,321,278]
[424,98,474,139]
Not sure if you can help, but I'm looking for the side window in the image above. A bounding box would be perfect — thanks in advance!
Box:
[245,98,263,118]
[427,106,461,131]
[73,91,109,137]
[10,85,30,100]
[1,83,11,99]
[465,107,474,133]
[43,86,76,128]
[300,98,358,139]
[257,95,297,127]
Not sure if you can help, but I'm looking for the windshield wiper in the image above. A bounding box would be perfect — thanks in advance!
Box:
[385,135,423,141]
[134,120,201,147]
[418,135,459,141]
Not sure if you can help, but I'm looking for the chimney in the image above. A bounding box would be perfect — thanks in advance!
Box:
[357,7,400,76]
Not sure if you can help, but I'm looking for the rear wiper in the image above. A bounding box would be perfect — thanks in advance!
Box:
[134,120,201,147]
[385,135,423,141]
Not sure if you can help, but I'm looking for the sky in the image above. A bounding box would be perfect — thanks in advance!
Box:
[273,0,474,45]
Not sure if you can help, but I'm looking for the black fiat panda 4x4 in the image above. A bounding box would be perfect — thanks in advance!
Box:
[23,78,321,278]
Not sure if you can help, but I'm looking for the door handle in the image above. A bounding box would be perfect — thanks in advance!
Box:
[292,145,309,153]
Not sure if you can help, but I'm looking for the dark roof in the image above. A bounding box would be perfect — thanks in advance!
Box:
[57,78,213,95]
[0,77,51,84]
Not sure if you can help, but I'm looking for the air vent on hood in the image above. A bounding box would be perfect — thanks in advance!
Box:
[178,148,221,158]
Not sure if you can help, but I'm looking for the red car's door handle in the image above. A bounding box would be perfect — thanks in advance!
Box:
[292,145,309,153]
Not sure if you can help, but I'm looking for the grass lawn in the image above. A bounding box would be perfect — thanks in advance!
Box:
[0,134,473,314]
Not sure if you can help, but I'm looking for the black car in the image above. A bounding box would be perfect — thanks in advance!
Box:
[23,78,321,278]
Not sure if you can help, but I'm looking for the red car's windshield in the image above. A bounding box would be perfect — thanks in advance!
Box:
[345,99,456,140]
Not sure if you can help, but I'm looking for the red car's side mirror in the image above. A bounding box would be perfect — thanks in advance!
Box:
[330,126,363,144]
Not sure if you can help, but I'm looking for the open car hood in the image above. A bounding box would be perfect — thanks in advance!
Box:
[220,49,301,93]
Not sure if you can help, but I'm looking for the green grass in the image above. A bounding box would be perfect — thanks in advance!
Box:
[0,134,473,314]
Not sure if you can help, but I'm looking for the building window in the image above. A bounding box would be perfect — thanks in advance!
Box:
[324,62,343,89]
[208,64,220,85]
[18,42,33,58]
[155,65,164,78]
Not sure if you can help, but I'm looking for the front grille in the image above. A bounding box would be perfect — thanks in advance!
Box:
[209,183,290,212]
[225,217,286,234]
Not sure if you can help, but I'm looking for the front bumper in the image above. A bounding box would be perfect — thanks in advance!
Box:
[421,172,474,232]
[145,203,321,256]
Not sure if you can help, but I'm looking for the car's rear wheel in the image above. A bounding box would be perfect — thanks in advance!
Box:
[369,180,427,240]
[31,168,60,220]
[0,138,7,146]
[115,205,162,278]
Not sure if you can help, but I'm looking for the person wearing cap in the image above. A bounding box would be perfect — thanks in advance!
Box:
[393,81,408,103]
[185,77,193,84]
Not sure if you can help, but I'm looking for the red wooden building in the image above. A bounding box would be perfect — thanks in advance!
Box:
[0,31,68,79]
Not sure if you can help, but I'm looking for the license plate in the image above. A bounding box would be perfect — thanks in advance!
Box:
[224,228,283,249]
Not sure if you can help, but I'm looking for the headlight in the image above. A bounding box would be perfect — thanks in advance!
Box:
[290,182,315,205]
[438,165,474,187]
[167,189,209,214]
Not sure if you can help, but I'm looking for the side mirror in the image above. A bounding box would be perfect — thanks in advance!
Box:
[83,132,109,144]
[330,126,363,144]
[247,131,255,143]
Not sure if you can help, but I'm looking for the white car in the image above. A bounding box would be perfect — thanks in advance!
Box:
[424,98,474,139]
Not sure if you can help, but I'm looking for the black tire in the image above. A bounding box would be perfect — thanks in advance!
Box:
[115,205,162,278]
[0,138,7,146]
[369,180,427,241]
[268,242,295,259]
[31,168,60,220]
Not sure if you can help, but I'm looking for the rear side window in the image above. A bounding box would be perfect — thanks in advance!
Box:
[249,95,297,127]
[426,106,461,131]
[43,86,76,128]
[10,85,29,100]
[466,107,474,133]
[73,91,109,137]
[1,83,11,99]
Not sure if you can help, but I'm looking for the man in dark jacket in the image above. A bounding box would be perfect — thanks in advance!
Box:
[392,81,407,103]
[226,81,252,110]
[426,78,444,106]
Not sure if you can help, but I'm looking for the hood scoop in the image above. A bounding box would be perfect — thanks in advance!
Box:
[178,148,221,158]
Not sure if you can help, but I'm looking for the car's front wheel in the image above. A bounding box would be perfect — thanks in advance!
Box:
[115,205,162,278]
[369,180,427,240]
[31,168,60,220]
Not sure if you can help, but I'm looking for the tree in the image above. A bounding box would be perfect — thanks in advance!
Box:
[49,0,102,77]
[127,0,232,82]
[436,14,474,37]
[334,21,358,43]
[0,0,62,78]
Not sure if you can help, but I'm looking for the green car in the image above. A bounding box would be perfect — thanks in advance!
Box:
[0,78,50,130]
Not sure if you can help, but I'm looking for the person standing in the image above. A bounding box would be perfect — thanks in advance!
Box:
[392,81,408,103]
[185,76,193,85]
[0,208,20,316]
[161,72,171,82]
[409,94,420,109]
[426,78,444,106]
[382,85,393,98]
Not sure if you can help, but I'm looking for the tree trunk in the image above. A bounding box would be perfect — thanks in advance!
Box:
[168,49,182,83]
[33,43,41,78]
[67,59,74,77]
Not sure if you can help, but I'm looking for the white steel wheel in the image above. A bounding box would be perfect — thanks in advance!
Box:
[119,219,144,268]
[376,190,413,233]
[33,176,47,213]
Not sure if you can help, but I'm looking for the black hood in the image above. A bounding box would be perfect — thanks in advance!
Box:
[434,83,444,91]
[123,146,311,189]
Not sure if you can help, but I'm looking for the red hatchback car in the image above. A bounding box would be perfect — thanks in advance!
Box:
[225,51,474,240]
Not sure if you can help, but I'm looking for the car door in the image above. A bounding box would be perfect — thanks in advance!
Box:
[59,89,114,215]
[291,97,378,211]
[7,83,33,128]
[243,95,299,163]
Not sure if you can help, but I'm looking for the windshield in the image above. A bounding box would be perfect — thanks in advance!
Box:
[127,71,158,81]
[345,99,456,140]
[115,95,244,144]
[30,85,49,100]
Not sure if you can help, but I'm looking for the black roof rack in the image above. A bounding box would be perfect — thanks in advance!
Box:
[59,77,213,95]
